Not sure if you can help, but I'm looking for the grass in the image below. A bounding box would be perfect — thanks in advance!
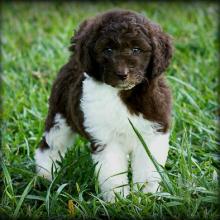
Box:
[1,1,219,219]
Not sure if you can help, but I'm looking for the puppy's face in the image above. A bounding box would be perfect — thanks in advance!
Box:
[71,10,173,89]
[94,32,152,89]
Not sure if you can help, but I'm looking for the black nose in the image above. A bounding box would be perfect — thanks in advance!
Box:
[116,71,128,80]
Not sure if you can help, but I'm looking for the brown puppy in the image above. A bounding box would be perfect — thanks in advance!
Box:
[35,10,173,202]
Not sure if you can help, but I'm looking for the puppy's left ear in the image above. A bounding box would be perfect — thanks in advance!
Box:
[146,23,173,79]
[69,18,100,79]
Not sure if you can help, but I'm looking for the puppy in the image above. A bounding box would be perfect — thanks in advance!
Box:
[35,9,173,202]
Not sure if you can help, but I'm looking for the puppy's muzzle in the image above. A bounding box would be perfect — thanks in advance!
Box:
[115,67,129,80]
[116,71,128,80]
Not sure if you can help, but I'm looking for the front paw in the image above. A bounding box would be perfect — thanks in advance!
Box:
[143,182,160,193]
[133,181,160,194]
[102,186,130,202]
[36,166,52,181]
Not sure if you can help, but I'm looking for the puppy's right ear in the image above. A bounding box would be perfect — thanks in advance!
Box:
[69,18,100,79]
[145,22,173,79]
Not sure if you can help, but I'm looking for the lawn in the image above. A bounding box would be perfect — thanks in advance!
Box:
[1,1,219,219]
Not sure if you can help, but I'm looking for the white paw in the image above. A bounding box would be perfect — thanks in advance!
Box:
[36,166,52,181]
[133,181,160,194]
[35,148,54,181]
[142,181,160,193]
[102,186,130,202]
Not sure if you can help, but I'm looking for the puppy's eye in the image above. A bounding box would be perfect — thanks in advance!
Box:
[132,48,142,55]
[103,48,113,56]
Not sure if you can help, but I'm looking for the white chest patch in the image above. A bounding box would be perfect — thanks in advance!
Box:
[80,75,163,154]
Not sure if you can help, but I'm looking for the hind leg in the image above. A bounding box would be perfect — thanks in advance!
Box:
[35,113,75,180]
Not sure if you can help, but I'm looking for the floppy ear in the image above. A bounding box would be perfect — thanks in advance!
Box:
[69,18,100,79]
[146,22,173,79]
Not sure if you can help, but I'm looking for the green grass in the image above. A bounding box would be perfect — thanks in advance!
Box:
[1,1,219,219]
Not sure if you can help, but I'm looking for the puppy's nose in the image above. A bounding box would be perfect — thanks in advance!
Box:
[116,71,128,80]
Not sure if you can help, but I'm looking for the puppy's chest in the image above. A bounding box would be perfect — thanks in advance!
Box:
[80,76,157,149]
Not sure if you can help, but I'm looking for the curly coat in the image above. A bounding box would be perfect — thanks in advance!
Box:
[42,10,172,144]
[35,9,173,201]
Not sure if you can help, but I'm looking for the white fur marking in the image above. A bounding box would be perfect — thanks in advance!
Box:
[81,75,170,201]
[35,114,75,180]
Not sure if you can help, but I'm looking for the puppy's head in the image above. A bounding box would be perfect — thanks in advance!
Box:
[70,10,173,89]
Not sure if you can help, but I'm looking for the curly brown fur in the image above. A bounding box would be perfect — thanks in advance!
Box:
[40,9,173,149]
[35,10,174,202]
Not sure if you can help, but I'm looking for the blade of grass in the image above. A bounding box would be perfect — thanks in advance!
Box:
[13,176,36,217]
[45,175,58,216]
[55,183,69,198]
[18,195,46,201]
[2,162,14,196]
[2,162,16,204]
[89,193,110,220]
